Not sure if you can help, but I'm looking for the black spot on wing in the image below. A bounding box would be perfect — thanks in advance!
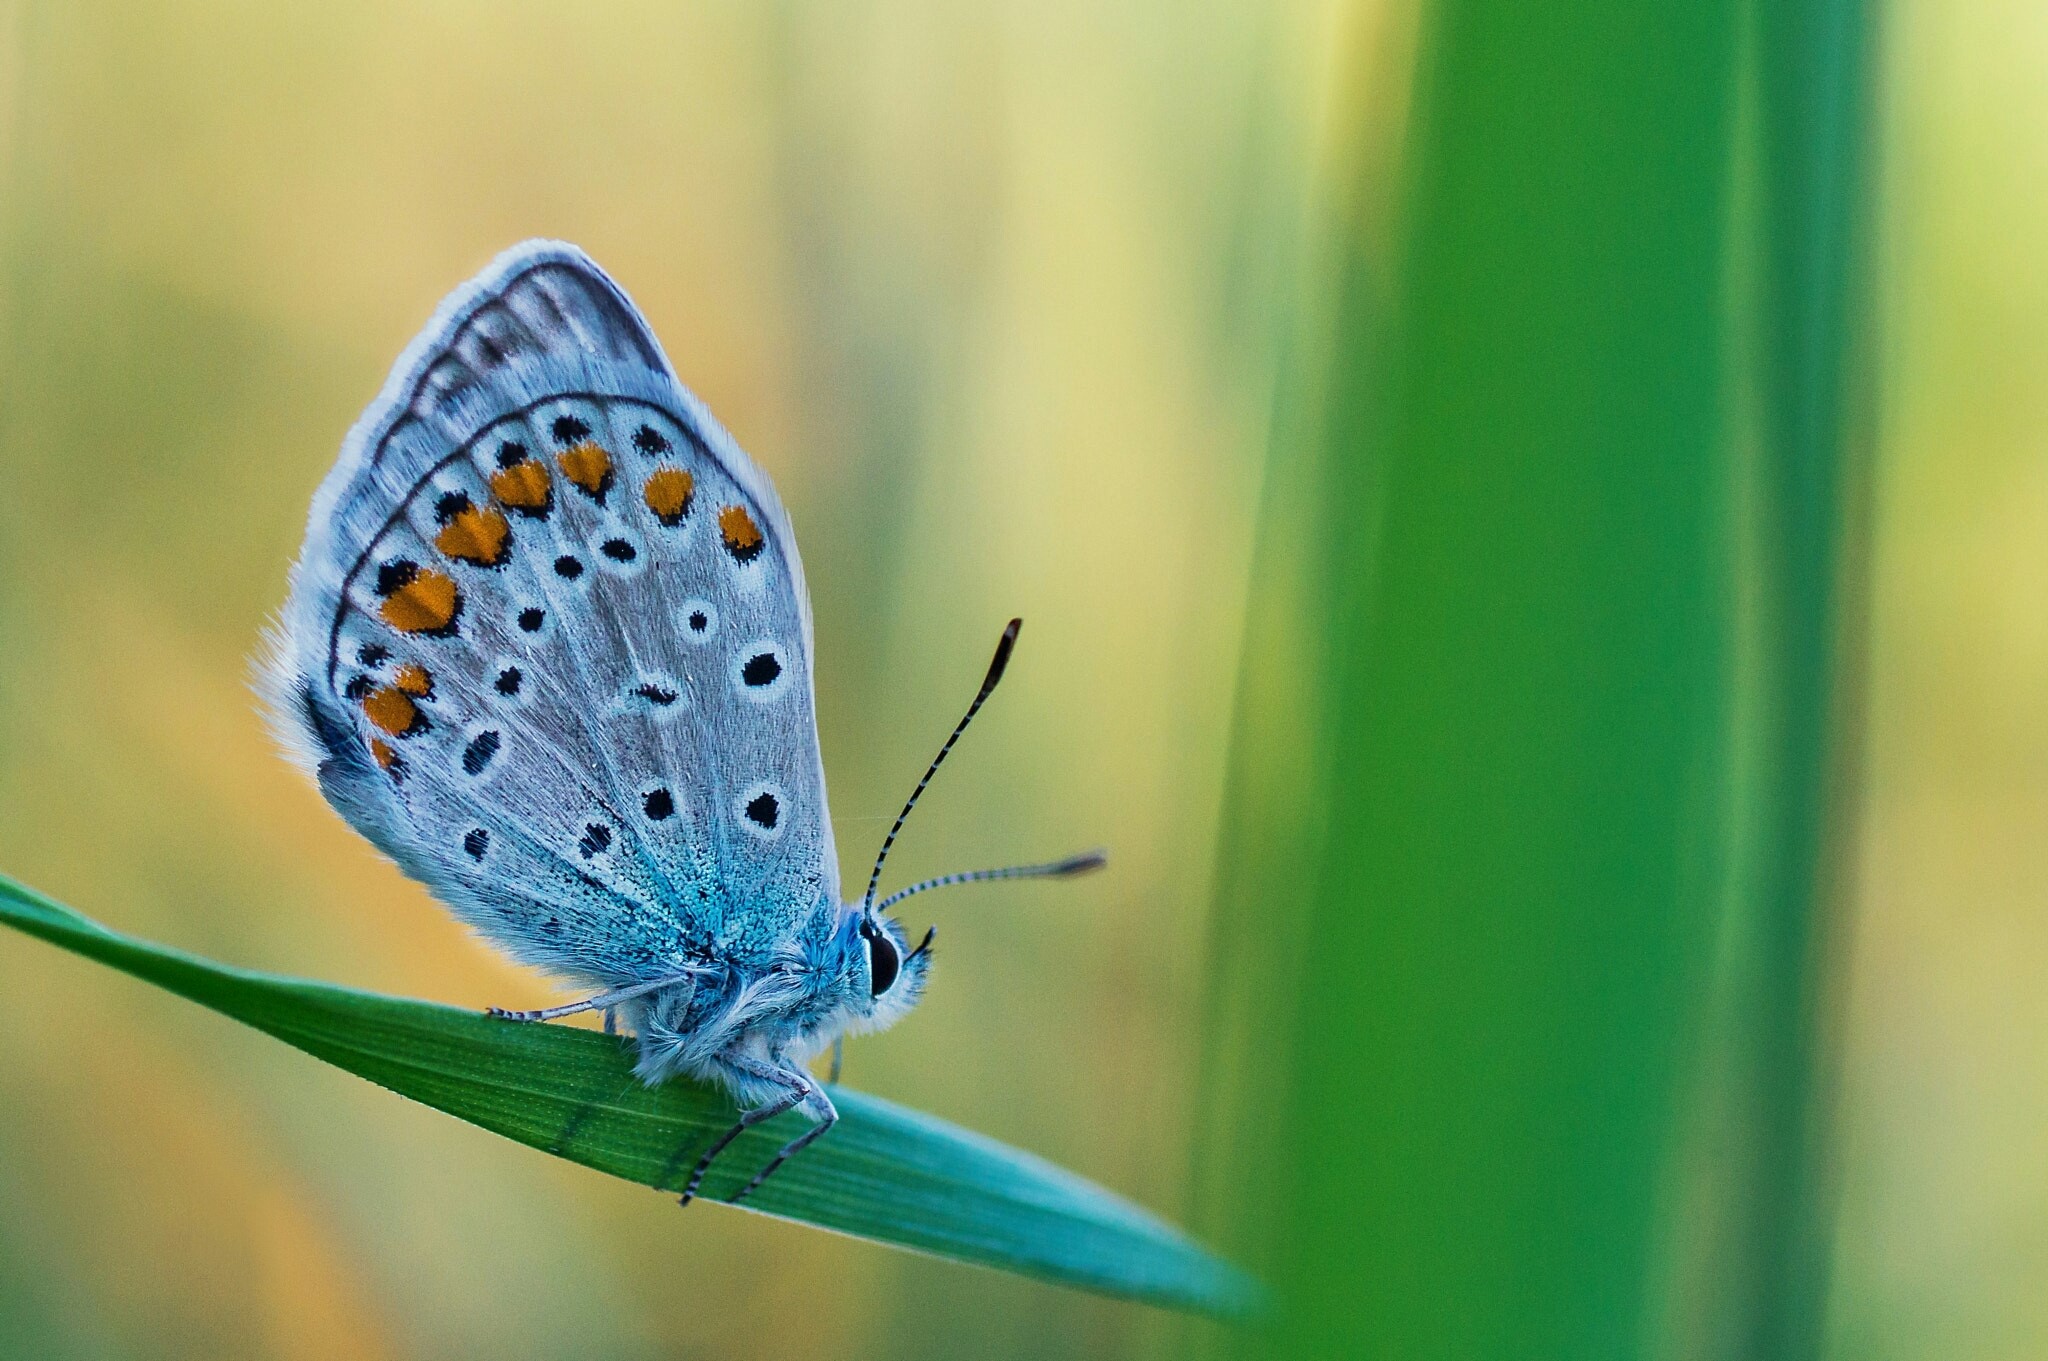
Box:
[462,730,501,775]
[376,560,418,595]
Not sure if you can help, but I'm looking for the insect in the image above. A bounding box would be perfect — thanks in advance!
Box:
[264,241,1103,1204]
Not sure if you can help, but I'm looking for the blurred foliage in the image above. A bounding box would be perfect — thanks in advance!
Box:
[1,1,2045,1359]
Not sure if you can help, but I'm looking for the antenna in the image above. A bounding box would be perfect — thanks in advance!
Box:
[875,849,1107,915]
[861,618,1022,916]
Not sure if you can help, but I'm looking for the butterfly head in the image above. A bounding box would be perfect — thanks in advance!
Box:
[829,907,932,1033]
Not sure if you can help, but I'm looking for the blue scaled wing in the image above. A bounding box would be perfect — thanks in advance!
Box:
[265,241,839,985]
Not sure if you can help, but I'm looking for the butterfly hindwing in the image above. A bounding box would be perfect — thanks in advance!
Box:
[267,242,840,987]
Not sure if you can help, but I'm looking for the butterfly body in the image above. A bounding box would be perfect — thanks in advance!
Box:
[267,243,927,1131]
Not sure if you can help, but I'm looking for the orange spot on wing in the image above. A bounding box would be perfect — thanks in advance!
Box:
[362,685,421,737]
[718,504,765,562]
[393,663,433,697]
[557,441,613,499]
[643,467,694,525]
[434,504,511,566]
[378,567,461,635]
[370,738,398,770]
[489,459,552,515]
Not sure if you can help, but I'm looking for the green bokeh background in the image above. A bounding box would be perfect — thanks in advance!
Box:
[0,1,2040,1358]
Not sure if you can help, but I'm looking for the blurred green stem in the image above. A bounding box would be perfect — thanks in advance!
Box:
[1731,1,1877,1355]
[1198,0,1874,1356]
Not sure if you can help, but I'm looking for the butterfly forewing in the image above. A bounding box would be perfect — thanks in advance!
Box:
[270,243,840,987]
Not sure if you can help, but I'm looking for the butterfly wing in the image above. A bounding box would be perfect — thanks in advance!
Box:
[266,241,840,987]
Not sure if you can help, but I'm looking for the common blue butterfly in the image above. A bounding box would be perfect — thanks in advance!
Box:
[264,241,1102,1203]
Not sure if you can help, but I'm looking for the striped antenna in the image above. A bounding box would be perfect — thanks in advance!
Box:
[875,849,1107,915]
[861,618,1022,916]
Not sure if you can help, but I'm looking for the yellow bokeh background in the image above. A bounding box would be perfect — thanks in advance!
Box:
[0,4,1311,1356]
[1832,1,2048,1355]
[0,1,2042,1358]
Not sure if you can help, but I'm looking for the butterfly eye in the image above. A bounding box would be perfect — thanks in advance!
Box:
[859,917,900,997]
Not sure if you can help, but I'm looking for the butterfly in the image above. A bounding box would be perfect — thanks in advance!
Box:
[264,241,1103,1204]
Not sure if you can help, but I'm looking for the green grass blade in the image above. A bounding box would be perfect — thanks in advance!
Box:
[1203,1,1758,1354]
[0,872,1258,1318]
[1198,0,1877,1353]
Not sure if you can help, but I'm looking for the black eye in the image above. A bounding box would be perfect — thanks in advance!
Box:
[860,917,900,997]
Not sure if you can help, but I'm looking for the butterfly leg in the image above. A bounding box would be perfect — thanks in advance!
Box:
[828,1036,844,1085]
[730,1084,838,1204]
[676,1057,815,1207]
[488,999,598,1023]
[487,974,686,1024]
